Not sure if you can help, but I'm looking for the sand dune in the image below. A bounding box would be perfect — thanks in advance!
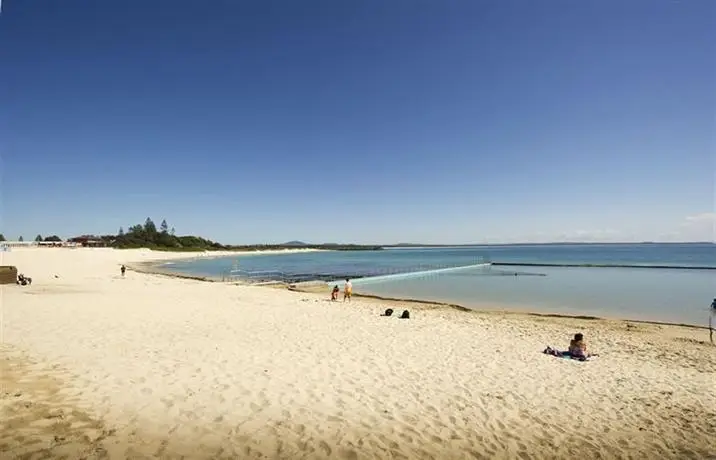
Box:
[1,248,715,459]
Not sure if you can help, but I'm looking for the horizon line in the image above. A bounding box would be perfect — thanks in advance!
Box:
[300,241,715,246]
[1,239,713,247]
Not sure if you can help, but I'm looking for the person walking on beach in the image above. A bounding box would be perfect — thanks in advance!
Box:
[331,285,340,301]
[343,278,352,302]
[120,265,126,277]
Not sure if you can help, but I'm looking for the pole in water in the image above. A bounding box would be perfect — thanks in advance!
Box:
[710,298,716,345]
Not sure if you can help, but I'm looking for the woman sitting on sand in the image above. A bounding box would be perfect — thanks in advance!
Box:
[544,333,596,361]
[568,333,587,358]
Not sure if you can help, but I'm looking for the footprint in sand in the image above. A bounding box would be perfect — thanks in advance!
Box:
[318,441,332,456]
[486,440,500,454]
[338,448,359,460]
[249,402,263,412]
[457,385,473,398]
[293,423,306,435]
[517,451,532,460]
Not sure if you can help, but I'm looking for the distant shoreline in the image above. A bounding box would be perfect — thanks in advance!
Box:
[384,242,713,247]
[491,262,716,270]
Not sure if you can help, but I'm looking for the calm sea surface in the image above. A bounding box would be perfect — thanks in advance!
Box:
[162,244,715,326]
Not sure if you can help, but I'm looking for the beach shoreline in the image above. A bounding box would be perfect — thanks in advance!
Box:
[134,257,713,331]
[126,247,326,282]
[2,247,715,459]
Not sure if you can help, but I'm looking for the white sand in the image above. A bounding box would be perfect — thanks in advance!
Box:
[2,248,715,459]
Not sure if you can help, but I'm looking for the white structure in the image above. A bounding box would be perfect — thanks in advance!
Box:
[0,241,81,249]
[0,241,38,248]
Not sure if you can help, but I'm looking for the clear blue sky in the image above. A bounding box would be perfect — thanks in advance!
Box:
[1,0,714,244]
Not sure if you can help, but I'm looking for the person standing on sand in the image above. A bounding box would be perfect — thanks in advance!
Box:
[120,265,126,277]
[343,278,352,302]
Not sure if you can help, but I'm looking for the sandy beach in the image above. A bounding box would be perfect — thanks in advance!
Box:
[1,248,715,459]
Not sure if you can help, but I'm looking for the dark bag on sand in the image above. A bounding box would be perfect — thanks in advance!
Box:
[382,308,394,317]
[0,266,18,285]
[400,310,410,319]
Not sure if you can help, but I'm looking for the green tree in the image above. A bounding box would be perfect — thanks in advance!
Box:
[35,234,43,242]
[44,235,62,242]
[18,236,24,242]
[112,216,225,251]
[144,218,157,234]
[0,234,5,242]
[118,227,125,236]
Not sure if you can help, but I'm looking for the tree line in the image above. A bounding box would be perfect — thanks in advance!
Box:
[0,218,383,252]
[0,234,62,243]
[0,218,218,251]
[113,218,224,251]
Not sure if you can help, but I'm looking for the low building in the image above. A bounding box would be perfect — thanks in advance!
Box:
[38,241,64,247]
[67,236,113,247]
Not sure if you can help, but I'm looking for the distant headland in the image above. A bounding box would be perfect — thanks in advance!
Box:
[106,219,381,251]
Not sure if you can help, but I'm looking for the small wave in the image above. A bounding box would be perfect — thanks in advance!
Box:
[337,263,492,285]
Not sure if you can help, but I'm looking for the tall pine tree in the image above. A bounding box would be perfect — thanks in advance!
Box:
[144,218,157,234]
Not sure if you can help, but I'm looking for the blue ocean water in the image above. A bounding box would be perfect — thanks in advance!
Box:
[161,244,716,326]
